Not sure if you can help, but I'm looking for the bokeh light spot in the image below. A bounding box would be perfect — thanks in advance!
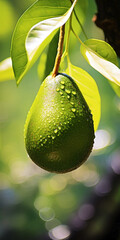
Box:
[39,207,55,221]
[93,129,114,151]
[49,225,71,240]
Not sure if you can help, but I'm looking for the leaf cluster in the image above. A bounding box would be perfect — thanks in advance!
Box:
[0,0,120,130]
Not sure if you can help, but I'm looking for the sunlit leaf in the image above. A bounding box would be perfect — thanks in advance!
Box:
[80,39,120,86]
[0,58,14,81]
[65,62,101,130]
[11,0,77,85]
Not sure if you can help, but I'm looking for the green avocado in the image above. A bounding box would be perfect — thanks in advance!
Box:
[24,73,95,173]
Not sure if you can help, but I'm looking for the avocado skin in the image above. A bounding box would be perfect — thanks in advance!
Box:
[24,73,95,173]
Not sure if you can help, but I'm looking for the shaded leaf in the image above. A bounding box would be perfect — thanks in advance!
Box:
[67,0,88,45]
[65,62,101,130]
[80,39,120,86]
[37,52,47,82]
[109,82,120,97]
[44,31,59,78]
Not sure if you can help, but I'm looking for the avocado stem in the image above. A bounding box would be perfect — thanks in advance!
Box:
[52,24,65,77]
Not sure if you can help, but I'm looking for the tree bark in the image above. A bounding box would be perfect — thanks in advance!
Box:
[94,0,120,57]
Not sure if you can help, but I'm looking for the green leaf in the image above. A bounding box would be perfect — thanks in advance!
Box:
[80,39,120,86]
[65,62,101,131]
[37,52,47,82]
[0,58,14,82]
[11,0,77,85]
[109,82,120,97]
[44,31,59,78]
[75,0,88,22]
[69,0,88,42]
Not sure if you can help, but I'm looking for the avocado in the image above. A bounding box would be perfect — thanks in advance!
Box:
[24,73,94,173]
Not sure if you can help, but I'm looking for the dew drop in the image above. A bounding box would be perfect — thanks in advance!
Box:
[61,80,65,85]
[54,129,58,134]
[60,91,63,95]
[72,108,76,113]
[52,136,55,140]
[72,91,77,95]
[65,89,71,94]
[61,85,65,90]
[56,88,60,92]
[44,139,47,143]
[67,95,70,99]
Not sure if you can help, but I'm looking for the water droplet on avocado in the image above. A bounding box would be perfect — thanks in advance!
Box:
[72,91,77,95]
[61,85,65,90]
[54,129,58,134]
[72,108,76,113]
[61,80,65,85]
[65,89,71,94]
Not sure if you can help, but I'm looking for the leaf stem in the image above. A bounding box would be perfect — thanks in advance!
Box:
[60,15,72,67]
[65,19,71,54]
[52,25,65,77]
[71,26,83,45]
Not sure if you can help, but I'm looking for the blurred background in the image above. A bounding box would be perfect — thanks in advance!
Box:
[0,0,120,239]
